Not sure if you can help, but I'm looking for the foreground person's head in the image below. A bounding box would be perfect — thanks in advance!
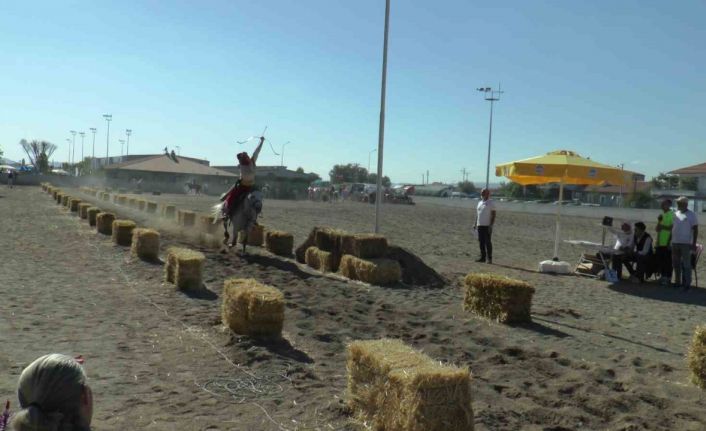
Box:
[12,354,93,431]
[661,199,672,211]
[634,221,646,235]
[481,188,490,200]
[676,196,688,211]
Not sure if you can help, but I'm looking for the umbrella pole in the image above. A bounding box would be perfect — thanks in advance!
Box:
[553,179,565,260]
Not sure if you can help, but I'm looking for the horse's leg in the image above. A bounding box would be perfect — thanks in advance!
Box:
[223,218,231,246]
[241,231,247,255]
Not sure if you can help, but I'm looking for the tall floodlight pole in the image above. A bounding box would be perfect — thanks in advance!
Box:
[176,146,181,156]
[89,127,97,170]
[374,0,391,234]
[79,132,85,162]
[119,139,125,159]
[280,141,290,167]
[103,114,112,162]
[70,130,77,165]
[476,85,504,190]
[125,129,132,156]
[368,148,377,173]
[66,138,71,165]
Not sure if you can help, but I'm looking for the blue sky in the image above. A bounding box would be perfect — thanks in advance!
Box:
[1,0,704,184]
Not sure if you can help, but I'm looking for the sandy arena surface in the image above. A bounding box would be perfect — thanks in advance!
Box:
[1,186,705,430]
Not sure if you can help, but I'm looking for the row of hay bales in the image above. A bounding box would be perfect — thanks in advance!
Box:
[295,227,402,286]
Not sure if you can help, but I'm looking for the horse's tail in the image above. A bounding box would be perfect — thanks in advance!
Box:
[211,202,224,223]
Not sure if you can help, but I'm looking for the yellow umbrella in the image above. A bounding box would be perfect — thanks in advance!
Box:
[495,150,632,261]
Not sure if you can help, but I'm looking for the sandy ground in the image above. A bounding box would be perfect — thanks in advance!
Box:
[1,186,705,430]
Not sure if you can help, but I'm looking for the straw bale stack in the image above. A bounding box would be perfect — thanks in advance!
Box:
[117,195,128,206]
[305,246,335,272]
[128,197,137,208]
[164,247,205,291]
[295,227,319,263]
[112,220,137,246]
[112,194,119,204]
[137,199,146,211]
[463,273,534,324]
[177,210,196,227]
[101,192,110,201]
[238,224,264,246]
[688,325,706,388]
[131,228,160,261]
[146,201,158,214]
[198,213,218,234]
[347,338,473,431]
[265,230,294,256]
[69,198,82,212]
[314,227,346,253]
[52,190,59,200]
[161,204,176,219]
[342,234,388,258]
[87,208,101,226]
[221,278,285,337]
[78,203,92,219]
[96,213,115,235]
[62,195,71,207]
[340,255,401,285]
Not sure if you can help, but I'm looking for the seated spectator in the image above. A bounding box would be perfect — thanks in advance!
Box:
[609,222,634,280]
[11,354,93,431]
[631,221,654,282]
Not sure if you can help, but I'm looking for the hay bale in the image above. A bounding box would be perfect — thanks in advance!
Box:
[69,198,82,212]
[339,255,401,285]
[78,203,92,219]
[198,213,219,234]
[62,195,71,207]
[128,197,138,208]
[463,273,534,324]
[343,234,388,258]
[315,227,346,252]
[221,278,285,337]
[52,190,59,200]
[161,204,176,219]
[164,247,205,291]
[146,201,158,214]
[87,208,101,226]
[117,195,128,206]
[96,213,115,235]
[688,325,706,388]
[347,338,473,431]
[177,210,196,227]
[238,224,265,246]
[137,199,146,211]
[101,192,110,201]
[131,228,160,261]
[305,246,335,272]
[112,219,137,246]
[265,230,294,257]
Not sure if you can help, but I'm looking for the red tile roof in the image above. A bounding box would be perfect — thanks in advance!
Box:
[670,162,706,175]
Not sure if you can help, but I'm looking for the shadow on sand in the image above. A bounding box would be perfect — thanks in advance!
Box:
[514,320,571,339]
[252,337,314,364]
[608,282,706,306]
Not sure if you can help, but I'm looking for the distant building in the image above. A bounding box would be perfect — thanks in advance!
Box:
[103,154,236,194]
[666,162,706,212]
[575,181,652,207]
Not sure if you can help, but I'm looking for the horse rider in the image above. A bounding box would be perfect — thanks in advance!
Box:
[221,136,265,218]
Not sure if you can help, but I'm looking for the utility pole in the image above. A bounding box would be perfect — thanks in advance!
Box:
[66,138,71,166]
[70,130,77,165]
[176,146,181,156]
[280,141,290,167]
[125,129,132,156]
[103,114,112,162]
[426,170,429,185]
[89,128,97,170]
[119,139,125,159]
[79,132,85,162]
[461,168,468,182]
[374,0,391,234]
[477,85,504,190]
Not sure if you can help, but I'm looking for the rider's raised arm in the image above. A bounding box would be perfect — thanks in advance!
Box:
[252,137,265,164]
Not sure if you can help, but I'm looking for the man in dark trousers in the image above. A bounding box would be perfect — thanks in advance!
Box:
[473,188,496,263]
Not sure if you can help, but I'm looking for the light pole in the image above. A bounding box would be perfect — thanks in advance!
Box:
[280,141,290,167]
[175,146,181,156]
[374,0,391,234]
[368,148,377,173]
[476,85,504,190]
[119,139,125,160]
[79,132,85,162]
[125,129,132,156]
[66,138,71,166]
[103,114,112,162]
[70,130,77,165]
[89,127,97,170]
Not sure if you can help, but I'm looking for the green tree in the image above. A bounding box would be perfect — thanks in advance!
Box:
[497,182,524,198]
[295,167,305,174]
[367,173,392,187]
[329,163,369,184]
[626,191,654,208]
[457,181,476,194]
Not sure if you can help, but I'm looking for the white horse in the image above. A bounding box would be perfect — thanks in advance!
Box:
[212,191,263,254]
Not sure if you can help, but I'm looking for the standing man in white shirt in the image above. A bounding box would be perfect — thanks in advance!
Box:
[473,188,497,264]
[671,196,699,290]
